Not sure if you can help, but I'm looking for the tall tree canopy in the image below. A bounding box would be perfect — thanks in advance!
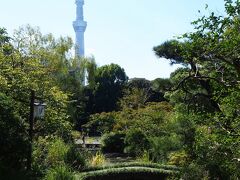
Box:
[93,63,128,113]
[0,26,75,174]
[154,0,240,178]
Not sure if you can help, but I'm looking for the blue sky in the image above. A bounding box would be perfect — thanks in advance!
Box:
[0,0,225,80]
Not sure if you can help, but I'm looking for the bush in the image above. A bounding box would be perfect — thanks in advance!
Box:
[168,150,188,166]
[137,150,151,163]
[181,162,210,180]
[47,138,70,166]
[33,137,87,175]
[148,134,182,163]
[64,145,87,171]
[44,165,75,180]
[0,93,28,173]
[124,129,150,156]
[33,137,69,174]
[101,131,125,153]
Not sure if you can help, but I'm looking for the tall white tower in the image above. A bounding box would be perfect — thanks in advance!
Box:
[73,0,87,56]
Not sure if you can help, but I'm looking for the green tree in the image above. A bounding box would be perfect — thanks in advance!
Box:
[119,78,166,110]
[0,93,28,175]
[151,78,172,94]
[10,25,73,140]
[153,0,240,178]
[0,26,75,176]
[93,63,128,112]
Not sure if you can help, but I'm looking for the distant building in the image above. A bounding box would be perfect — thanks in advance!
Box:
[73,0,87,57]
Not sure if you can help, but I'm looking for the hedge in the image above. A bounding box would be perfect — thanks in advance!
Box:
[81,162,180,172]
[76,167,177,180]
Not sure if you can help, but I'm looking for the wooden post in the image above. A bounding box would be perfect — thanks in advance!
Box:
[27,90,35,171]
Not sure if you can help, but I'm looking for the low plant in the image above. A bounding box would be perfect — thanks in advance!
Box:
[47,138,70,167]
[71,131,81,140]
[90,152,106,167]
[33,136,69,174]
[136,150,152,163]
[64,145,87,171]
[168,150,188,166]
[44,165,75,180]
[148,134,182,163]
[33,137,87,175]
[181,162,210,180]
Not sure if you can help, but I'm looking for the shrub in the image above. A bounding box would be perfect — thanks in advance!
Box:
[148,134,182,163]
[181,162,210,180]
[168,150,188,166]
[0,93,28,173]
[33,137,69,174]
[137,150,151,163]
[64,145,87,171]
[44,165,75,180]
[101,131,125,153]
[124,129,150,156]
[47,138,70,167]
[33,137,87,175]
